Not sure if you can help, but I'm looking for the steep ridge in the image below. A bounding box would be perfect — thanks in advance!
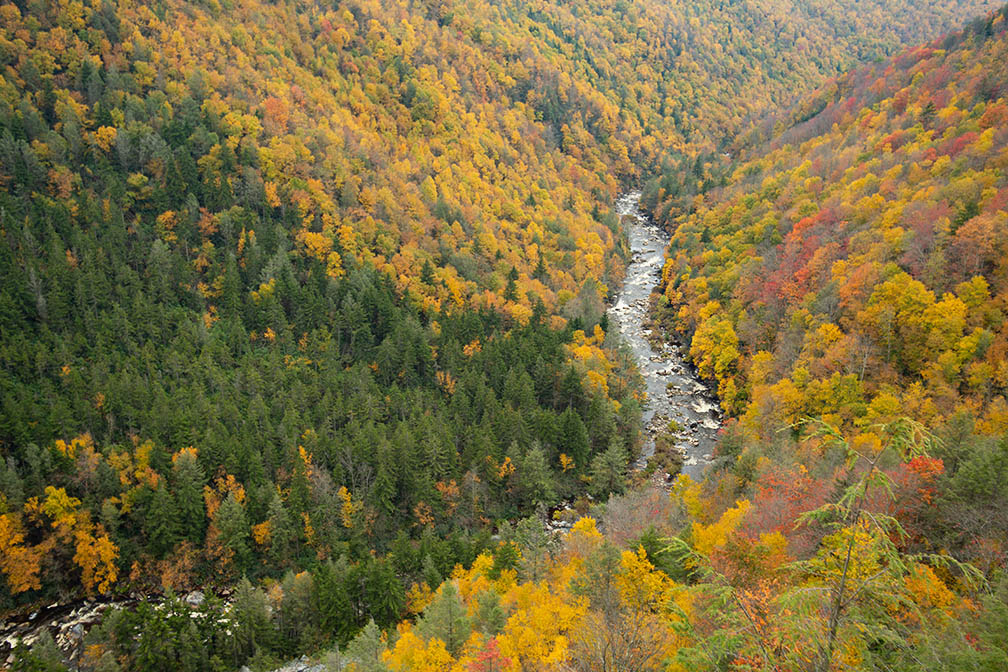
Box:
[651,6,1008,446]
[643,5,1008,640]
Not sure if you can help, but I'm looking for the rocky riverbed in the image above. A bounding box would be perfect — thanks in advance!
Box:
[610,191,720,478]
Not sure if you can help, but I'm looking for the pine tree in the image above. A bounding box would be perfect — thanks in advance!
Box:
[474,589,507,636]
[589,437,627,498]
[133,599,207,672]
[220,254,243,318]
[227,577,275,667]
[173,451,206,544]
[145,481,180,558]
[316,557,356,645]
[515,515,556,582]
[534,254,547,281]
[11,629,67,672]
[0,456,24,510]
[215,492,251,571]
[559,407,589,473]
[278,570,319,653]
[517,444,556,509]
[357,558,405,628]
[288,450,312,517]
[344,619,388,672]
[416,580,471,656]
[371,444,397,519]
[266,492,295,569]
[503,266,519,302]
[420,259,435,285]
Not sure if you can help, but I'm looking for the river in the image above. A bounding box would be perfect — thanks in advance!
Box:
[610,191,720,479]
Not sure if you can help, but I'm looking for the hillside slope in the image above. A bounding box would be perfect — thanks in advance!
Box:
[0,0,997,314]
[653,5,1008,432]
[649,4,1008,584]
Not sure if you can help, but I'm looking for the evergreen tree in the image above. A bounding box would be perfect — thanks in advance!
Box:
[371,444,397,519]
[558,407,590,473]
[356,558,405,628]
[534,254,547,281]
[0,456,25,510]
[316,557,356,645]
[10,630,67,672]
[515,515,556,582]
[92,652,121,672]
[220,254,243,319]
[226,577,276,667]
[503,267,519,302]
[266,492,296,569]
[277,570,320,653]
[145,481,180,557]
[132,600,207,672]
[517,444,556,509]
[344,619,389,672]
[420,259,435,285]
[589,437,627,498]
[421,553,443,591]
[474,589,507,637]
[172,451,206,544]
[216,492,251,571]
[415,580,471,656]
[287,452,312,518]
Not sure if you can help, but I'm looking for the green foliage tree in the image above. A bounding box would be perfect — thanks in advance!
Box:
[266,493,296,570]
[474,590,507,637]
[216,493,251,572]
[415,580,472,656]
[173,452,207,544]
[514,516,557,583]
[589,438,628,498]
[145,482,180,558]
[782,420,982,672]
[226,577,276,667]
[132,600,209,672]
[516,445,556,510]
[343,619,389,672]
[10,630,67,672]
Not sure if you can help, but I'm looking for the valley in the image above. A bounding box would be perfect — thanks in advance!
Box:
[2,0,1007,669]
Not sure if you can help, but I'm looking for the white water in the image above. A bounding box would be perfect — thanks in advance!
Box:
[610,192,720,478]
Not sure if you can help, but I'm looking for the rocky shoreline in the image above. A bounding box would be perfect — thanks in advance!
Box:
[610,192,721,480]
[1,590,213,668]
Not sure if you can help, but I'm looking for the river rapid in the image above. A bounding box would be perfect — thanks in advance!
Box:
[610,191,720,479]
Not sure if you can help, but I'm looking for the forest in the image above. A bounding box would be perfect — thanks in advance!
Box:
[2,0,1008,669]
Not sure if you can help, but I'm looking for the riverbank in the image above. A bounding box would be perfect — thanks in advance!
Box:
[609,192,720,479]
